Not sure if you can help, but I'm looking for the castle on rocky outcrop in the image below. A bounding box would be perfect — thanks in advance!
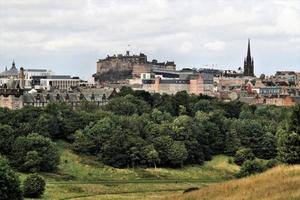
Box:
[93,51,176,83]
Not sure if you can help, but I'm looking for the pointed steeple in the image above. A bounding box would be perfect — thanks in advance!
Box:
[12,60,16,69]
[243,39,254,77]
[247,39,251,59]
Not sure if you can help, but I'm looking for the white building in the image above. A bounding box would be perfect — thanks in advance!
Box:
[24,69,53,79]
[40,76,80,91]
[23,69,53,89]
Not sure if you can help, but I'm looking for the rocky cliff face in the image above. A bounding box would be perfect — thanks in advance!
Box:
[94,58,152,82]
[94,59,134,82]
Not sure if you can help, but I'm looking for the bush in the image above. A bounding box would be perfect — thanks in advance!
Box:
[277,131,300,164]
[265,159,280,169]
[23,174,46,198]
[0,156,23,200]
[236,160,265,178]
[11,133,60,172]
[234,148,255,165]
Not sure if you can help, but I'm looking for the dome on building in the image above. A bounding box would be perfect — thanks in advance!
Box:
[0,61,19,77]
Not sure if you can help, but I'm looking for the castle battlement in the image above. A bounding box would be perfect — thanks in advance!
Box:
[93,52,176,83]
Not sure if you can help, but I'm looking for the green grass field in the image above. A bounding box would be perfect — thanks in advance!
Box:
[21,141,239,200]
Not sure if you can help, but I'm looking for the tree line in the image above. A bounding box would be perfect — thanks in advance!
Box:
[0,87,298,172]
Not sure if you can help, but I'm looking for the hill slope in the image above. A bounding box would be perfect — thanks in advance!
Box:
[165,165,300,200]
[21,142,239,199]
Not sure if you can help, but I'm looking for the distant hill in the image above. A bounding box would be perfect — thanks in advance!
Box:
[165,165,300,200]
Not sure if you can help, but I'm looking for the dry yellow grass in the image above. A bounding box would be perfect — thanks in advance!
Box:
[164,165,300,200]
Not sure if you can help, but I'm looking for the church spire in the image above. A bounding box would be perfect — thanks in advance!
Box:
[243,39,254,77]
[12,60,16,69]
[247,39,251,59]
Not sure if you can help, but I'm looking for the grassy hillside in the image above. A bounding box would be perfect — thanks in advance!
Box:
[164,165,300,200]
[21,141,239,200]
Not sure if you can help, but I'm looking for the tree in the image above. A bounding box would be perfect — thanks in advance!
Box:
[224,129,241,155]
[256,132,277,159]
[236,159,265,178]
[230,119,265,156]
[167,141,188,167]
[23,174,46,198]
[143,145,160,169]
[73,117,121,155]
[156,94,177,116]
[23,151,42,172]
[222,101,244,118]
[192,99,214,114]
[133,90,153,106]
[118,86,134,97]
[34,113,60,138]
[11,133,60,172]
[277,130,300,164]
[0,156,23,200]
[105,95,151,116]
[150,108,172,124]
[178,105,187,115]
[289,105,300,133]
[172,115,206,164]
[234,148,255,165]
[44,103,80,139]
[0,124,15,155]
[174,91,191,115]
[153,135,174,166]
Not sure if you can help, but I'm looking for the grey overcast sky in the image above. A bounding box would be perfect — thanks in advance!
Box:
[0,0,299,79]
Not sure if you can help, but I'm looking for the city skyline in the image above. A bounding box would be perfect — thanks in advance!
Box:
[0,0,299,79]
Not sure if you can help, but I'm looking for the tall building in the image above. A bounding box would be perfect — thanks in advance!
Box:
[244,39,255,77]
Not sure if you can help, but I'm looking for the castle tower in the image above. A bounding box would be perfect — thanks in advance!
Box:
[243,39,254,77]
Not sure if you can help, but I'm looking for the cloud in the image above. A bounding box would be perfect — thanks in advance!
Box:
[204,40,226,51]
[0,0,299,78]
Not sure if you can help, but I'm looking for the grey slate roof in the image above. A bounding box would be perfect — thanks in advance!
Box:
[0,65,18,77]
[22,88,116,104]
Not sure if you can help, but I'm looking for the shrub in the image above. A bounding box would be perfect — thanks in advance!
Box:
[277,131,300,164]
[0,156,23,200]
[265,159,280,169]
[234,148,255,165]
[236,160,265,178]
[11,133,60,172]
[23,174,46,198]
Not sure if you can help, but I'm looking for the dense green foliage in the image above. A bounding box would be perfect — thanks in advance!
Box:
[23,174,46,198]
[236,159,265,178]
[0,87,299,170]
[0,156,23,200]
[234,148,255,165]
[11,133,60,172]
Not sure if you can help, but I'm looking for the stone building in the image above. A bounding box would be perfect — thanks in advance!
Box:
[142,72,213,95]
[93,52,176,83]
[0,86,117,110]
[0,61,19,78]
[40,75,80,91]
[0,77,24,109]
